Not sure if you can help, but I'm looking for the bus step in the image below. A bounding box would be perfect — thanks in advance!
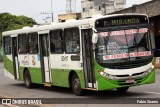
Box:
[85,88,97,91]
[44,83,52,87]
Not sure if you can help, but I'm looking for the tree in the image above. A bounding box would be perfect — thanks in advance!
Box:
[0,13,37,43]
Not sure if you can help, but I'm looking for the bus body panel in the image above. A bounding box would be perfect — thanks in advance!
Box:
[50,53,85,88]
[96,69,155,90]
[19,66,42,84]
[3,55,14,79]
[94,60,155,90]
[51,69,85,88]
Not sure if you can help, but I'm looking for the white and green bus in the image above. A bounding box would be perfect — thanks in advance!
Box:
[2,14,155,95]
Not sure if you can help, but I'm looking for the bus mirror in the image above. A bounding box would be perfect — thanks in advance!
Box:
[92,33,98,44]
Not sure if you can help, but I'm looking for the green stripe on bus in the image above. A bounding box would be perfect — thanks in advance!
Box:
[3,55,14,76]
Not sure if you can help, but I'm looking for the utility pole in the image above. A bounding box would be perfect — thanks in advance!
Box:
[51,0,54,22]
[66,0,76,13]
[70,0,71,13]
[41,0,54,22]
[41,12,53,22]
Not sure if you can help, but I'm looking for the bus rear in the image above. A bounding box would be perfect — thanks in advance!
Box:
[92,14,155,92]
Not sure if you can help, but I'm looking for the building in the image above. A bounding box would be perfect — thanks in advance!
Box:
[81,0,126,18]
[58,13,81,22]
[81,0,99,18]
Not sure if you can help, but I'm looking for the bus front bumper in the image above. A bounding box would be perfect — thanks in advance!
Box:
[97,69,155,91]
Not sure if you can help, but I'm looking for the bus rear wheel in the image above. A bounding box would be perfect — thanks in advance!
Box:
[117,87,129,93]
[71,74,83,96]
[24,70,32,88]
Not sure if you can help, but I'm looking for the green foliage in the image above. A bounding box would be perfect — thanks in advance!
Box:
[0,13,37,43]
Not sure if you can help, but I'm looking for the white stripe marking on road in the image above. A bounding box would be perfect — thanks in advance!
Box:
[145,91,160,95]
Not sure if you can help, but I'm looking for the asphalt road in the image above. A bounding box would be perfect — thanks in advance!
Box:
[0,62,160,107]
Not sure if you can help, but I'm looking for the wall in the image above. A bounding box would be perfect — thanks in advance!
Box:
[81,0,126,18]
[111,0,160,17]
[81,0,99,18]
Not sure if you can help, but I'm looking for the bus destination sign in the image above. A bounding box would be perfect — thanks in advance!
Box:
[95,15,148,28]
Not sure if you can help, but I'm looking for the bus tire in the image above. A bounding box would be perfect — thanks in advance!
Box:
[71,74,83,96]
[24,70,32,89]
[117,87,129,93]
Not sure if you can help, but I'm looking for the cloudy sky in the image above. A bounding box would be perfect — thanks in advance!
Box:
[0,0,151,23]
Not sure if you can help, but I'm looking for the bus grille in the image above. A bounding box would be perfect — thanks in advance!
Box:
[111,61,150,69]
[117,78,144,86]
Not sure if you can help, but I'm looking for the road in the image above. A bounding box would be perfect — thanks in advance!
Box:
[0,62,160,107]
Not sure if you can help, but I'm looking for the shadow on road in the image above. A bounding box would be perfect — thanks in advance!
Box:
[10,83,150,98]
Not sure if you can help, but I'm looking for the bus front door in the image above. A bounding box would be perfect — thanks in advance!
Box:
[81,29,95,88]
[39,34,51,83]
[12,37,19,79]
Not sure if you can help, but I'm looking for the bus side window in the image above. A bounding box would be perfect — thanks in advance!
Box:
[50,30,63,54]
[28,33,38,54]
[18,34,28,54]
[50,42,55,52]
[18,46,21,53]
[26,44,30,53]
[3,36,11,55]
[64,27,80,54]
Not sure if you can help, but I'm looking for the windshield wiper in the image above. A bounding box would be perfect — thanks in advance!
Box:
[134,28,140,55]
[104,31,111,46]
[124,29,131,60]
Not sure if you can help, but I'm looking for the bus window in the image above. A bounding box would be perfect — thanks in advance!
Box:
[64,27,80,54]
[28,33,38,54]
[3,36,11,55]
[50,30,63,53]
[18,34,28,54]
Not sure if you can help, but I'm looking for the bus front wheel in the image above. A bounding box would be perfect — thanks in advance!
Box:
[71,74,83,96]
[24,70,32,88]
[117,87,129,93]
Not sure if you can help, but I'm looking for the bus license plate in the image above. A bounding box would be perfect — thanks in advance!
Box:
[126,79,135,83]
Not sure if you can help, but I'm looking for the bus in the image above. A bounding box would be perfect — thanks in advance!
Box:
[2,13,155,96]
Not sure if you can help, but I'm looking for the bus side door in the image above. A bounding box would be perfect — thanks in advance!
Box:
[81,29,95,88]
[12,36,19,79]
[39,32,52,83]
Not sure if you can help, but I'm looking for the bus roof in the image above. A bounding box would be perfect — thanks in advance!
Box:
[2,13,147,36]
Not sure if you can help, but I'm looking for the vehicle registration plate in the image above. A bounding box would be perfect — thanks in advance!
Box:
[126,79,135,83]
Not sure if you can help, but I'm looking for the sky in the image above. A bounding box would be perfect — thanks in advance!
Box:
[0,0,151,24]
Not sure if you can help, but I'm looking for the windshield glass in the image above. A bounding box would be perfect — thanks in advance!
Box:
[96,28,152,63]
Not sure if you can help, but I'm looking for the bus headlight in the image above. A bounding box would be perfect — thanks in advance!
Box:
[98,69,115,79]
[152,65,155,69]
[144,68,152,75]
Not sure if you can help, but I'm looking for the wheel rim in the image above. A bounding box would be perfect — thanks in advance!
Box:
[73,78,80,90]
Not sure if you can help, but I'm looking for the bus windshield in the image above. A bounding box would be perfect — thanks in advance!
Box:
[96,28,152,64]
